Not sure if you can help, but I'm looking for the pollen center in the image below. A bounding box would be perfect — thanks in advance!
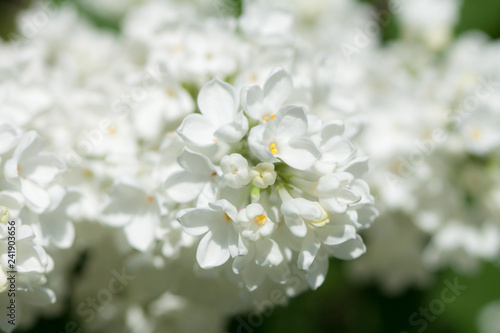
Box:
[146,195,154,203]
[470,127,482,140]
[166,89,176,97]
[255,214,267,226]
[269,143,278,155]
[263,114,276,122]
[224,213,232,222]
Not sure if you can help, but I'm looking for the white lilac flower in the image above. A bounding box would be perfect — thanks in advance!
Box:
[173,68,376,295]
[163,148,219,204]
[220,153,251,189]
[249,162,277,189]
[177,78,248,147]
[248,106,321,170]
[3,131,66,213]
[177,199,247,269]
[240,67,293,123]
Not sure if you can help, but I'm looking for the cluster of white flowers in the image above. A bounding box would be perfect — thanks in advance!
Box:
[1,0,499,331]
[168,68,376,293]
[347,0,500,294]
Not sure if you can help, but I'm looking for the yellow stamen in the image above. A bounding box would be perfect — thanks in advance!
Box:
[146,195,154,203]
[224,213,232,222]
[108,125,116,135]
[470,127,482,140]
[263,114,276,122]
[83,169,94,179]
[269,143,278,155]
[250,73,258,82]
[255,214,267,226]
[166,89,176,98]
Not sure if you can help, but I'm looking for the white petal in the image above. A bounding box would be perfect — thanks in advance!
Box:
[248,124,278,163]
[214,111,249,142]
[232,251,254,274]
[177,148,215,175]
[228,230,248,257]
[197,78,238,127]
[100,182,145,227]
[196,225,230,269]
[263,67,293,110]
[280,137,321,170]
[15,131,44,162]
[275,105,308,141]
[240,85,265,120]
[0,123,22,154]
[176,113,217,147]
[329,235,366,260]
[164,171,209,203]
[320,120,345,141]
[318,224,357,246]
[21,179,50,213]
[124,212,157,252]
[40,213,75,249]
[242,264,266,291]
[22,153,66,186]
[306,249,329,290]
[281,200,307,237]
[255,238,283,266]
[177,208,218,236]
[298,233,321,270]
[343,157,369,177]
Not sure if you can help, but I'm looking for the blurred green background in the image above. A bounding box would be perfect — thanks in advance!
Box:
[1,0,500,332]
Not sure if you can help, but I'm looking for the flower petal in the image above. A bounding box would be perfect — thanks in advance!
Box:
[318,224,357,246]
[196,225,230,269]
[197,78,238,127]
[176,113,217,147]
[263,67,293,110]
[124,211,157,252]
[298,233,321,270]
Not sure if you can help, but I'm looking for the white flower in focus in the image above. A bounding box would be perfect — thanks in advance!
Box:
[177,79,248,147]
[317,172,361,214]
[236,203,276,241]
[221,153,251,189]
[240,67,293,122]
[177,199,247,269]
[232,239,288,291]
[248,106,321,170]
[249,162,277,189]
